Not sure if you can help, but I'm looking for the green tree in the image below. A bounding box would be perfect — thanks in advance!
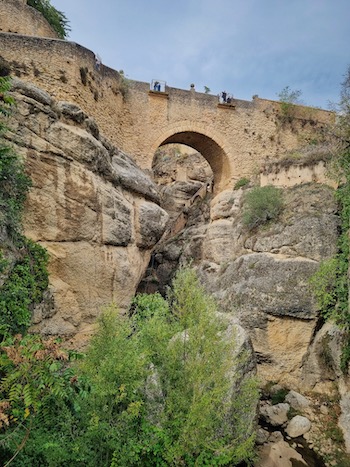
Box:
[83,269,257,467]
[27,0,70,39]
[0,269,258,466]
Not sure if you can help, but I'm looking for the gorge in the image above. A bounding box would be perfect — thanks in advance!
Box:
[1,1,350,465]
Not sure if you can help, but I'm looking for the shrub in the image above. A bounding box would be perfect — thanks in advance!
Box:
[234,177,250,190]
[242,185,283,230]
[309,258,338,319]
[0,334,77,465]
[0,269,258,466]
[277,86,303,122]
[0,150,32,239]
[118,70,130,98]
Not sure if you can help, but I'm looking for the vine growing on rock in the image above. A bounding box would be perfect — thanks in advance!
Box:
[0,76,49,339]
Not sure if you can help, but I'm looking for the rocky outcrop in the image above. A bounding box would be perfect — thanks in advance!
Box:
[300,321,350,452]
[144,182,339,387]
[7,79,168,342]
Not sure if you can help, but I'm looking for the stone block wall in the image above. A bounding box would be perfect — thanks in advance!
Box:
[0,0,58,38]
[0,33,128,148]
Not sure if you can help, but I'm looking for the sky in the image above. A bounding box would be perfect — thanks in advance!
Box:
[52,0,350,110]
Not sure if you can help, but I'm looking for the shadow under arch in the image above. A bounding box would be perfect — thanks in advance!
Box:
[152,129,231,192]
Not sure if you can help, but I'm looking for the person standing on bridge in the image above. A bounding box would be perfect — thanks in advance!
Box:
[221,91,227,103]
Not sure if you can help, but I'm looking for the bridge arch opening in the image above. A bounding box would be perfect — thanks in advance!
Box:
[152,131,231,193]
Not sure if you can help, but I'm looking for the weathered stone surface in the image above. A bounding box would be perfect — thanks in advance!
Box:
[8,80,167,340]
[11,77,53,106]
[285,415,311,438]
[136,202,169,249]
[260,402,290,426]
[218,253,319,319]
[301,322,350,452]
[256,427,270,444]
[210,189,242,221]
[141,180,339,387]
[285,390,310,411]
[255,440,307,467]
[112,152,160,203]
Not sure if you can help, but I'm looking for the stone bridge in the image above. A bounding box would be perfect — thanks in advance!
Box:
[121,82,332,191]
[0,1,334,192]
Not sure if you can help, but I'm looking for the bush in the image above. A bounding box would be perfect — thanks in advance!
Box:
[242,185,283,230]
[1,269,258,466]
[309,258,338,319]
[0,333,77,466]
[277,86,303,122]
[234,177,250,190]
[0,150,32,238]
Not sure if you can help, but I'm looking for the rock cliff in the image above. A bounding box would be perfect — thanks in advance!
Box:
[6,79,168,343]
[143,175,340,388]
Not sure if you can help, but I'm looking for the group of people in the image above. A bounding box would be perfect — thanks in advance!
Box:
[220,91,233,104]
[153,81,162,92]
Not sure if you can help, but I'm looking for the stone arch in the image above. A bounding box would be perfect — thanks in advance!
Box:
[151,123,231,192]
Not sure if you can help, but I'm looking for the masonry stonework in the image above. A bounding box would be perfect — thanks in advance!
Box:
[0,1,334,192]
[0,0,58,38]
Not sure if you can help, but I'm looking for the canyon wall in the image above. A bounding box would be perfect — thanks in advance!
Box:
[7,79,168,344]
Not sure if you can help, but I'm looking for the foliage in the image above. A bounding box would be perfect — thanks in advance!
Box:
[242,185,283,230]
[204,86,211,94]
[27,0,70,39]
[0,76,32,239]
[0,76,49,339]
[309,258,339,319]
[0,238,49,338]
[0,333,76,466]
[0,269,258,466]
[117,70,130,98]
[234,177,250,190]
[309,66,350,373]
[0,151,32,239]
[277,86,303,122]
[80,269,258,466]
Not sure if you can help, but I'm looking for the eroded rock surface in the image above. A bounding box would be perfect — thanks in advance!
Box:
[144,182,339,387]
[8,79,168,341]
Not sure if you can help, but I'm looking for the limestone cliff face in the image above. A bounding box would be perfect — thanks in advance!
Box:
[8,79,168,342]
[145,182,340,388]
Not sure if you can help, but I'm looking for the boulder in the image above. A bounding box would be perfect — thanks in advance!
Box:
[285,390,310,411]
[285,415,311,438]
[256,440,307,467]
[260,402,290,426]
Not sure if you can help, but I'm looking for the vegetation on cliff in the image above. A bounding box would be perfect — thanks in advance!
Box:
[27,0,70,39]
[242,185,283,230]
[310,65,350,372]
[0,76,49,338]
[0,268,258,466]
